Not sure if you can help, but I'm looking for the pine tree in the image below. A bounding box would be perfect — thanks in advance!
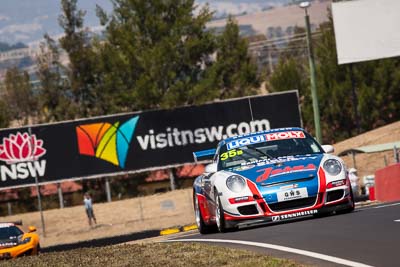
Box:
[36,34,78,121]
[96,0,216,110]
[59,0,98,117]
[0,99,10,128]
[313,20,356,141]
[193,16,259,103]
[3,67,37,125]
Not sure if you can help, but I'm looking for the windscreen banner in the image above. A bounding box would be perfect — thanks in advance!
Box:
[0,90,301,189]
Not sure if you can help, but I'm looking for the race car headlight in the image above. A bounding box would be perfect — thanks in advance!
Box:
[19,237,31,245]
[323,159,342,176]
[226,175,246,193]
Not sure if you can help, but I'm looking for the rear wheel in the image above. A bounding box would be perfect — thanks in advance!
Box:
[215,191,227,233]
[194,193,214,234]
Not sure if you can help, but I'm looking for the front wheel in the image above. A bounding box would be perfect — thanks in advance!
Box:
[215,191,227,233]
[194,193,214,234]
[35,244,41,255]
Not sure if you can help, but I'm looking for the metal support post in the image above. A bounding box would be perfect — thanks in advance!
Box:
[169,169,176,190]
[7,202,12,216]
[28,127,46,237]
[302,3,322,143]
[105,177,112,202]
[57,183,64,208]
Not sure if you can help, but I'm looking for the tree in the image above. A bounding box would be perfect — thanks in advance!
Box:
[3,67,37,125]
[269,58,307,94]
[313,21,356,141]
[354,58,400,130]
[308,16,400,142]
[192,16,259,103]
[36,34,78,122]
[35,0,262,120]
[0,99,10,128]
[58,0,98,117]
[268,26,314,134]
[97,0,216,110]
[268,18,361,142]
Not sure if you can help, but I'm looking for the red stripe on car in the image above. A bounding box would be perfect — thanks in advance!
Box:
[196,193,211,223]
[246,179,272,214]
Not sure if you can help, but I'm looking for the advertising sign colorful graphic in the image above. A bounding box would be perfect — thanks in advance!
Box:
[76,116,139,168]
[0,91,301,189]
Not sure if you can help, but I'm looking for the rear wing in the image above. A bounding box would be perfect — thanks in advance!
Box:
[193,148,216,163]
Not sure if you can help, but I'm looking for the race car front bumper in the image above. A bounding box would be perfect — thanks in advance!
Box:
[224,197,354,229]
[0,242,37,259]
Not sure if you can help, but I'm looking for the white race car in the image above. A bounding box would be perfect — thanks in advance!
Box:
[193,127,354,233]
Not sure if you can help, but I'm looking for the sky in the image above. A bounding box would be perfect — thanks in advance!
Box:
[0,0,291,45]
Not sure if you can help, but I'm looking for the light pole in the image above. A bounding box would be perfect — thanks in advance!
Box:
[299,1,322,143]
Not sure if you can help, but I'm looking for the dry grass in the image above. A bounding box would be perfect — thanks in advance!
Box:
[333,121,400,182]
[2,242,305,267]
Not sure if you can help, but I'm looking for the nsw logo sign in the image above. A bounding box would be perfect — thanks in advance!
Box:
[0,132,47,181]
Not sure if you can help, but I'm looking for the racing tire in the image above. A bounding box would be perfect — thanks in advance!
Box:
[215,190,227,233]
[194,193,214,234]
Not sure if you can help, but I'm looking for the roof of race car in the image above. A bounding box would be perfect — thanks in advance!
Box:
[0,223,16,228]
[219,127,305,147]
[0,221,22,228]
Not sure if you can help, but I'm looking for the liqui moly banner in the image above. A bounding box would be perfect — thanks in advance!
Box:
[0,91,301,189]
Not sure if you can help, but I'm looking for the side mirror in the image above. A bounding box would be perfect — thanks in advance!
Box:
[28,226,36,233]
[322,145,334,154]
[205,163,218,173]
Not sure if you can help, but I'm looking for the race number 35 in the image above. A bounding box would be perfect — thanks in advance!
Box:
[220,149,243,161]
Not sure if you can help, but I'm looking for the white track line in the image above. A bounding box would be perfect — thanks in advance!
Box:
[372,202,400,209]
[395,219,400,222]
[166,238,374,267]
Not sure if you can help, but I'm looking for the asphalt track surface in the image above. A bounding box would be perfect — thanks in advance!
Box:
[40,201,399,267]
[170,201,400,267]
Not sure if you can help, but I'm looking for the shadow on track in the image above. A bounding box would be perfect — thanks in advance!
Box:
[42,230,160,253]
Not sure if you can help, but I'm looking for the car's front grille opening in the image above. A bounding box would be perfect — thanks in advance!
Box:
[268,196,316,212]
[327,190,344,202]
[317,192,324,205]
[238,204,259,215]
[259,202,267,213]
[261,176,315,187]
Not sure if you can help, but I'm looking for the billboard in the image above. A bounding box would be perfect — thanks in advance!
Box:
[332,0,400,64]
[0,91,301,189]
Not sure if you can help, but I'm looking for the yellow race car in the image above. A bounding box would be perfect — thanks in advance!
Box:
[0,221,40,259]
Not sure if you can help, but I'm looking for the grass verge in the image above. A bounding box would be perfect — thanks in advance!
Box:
[4,242,306,267]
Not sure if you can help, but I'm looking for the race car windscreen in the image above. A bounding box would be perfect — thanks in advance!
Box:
[218,131,323,170]
[0,226,22,240]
